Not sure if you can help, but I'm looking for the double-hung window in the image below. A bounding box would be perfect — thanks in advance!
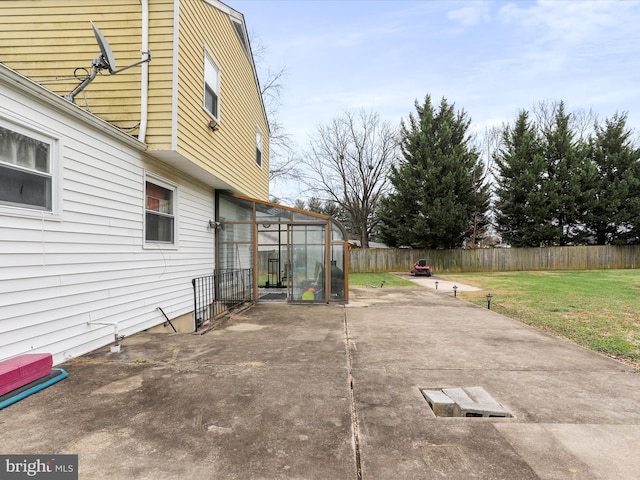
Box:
[204,51,220,121]
[145,176,176,245]
[0,124,53,212]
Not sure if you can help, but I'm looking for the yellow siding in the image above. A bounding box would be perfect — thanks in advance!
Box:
[176,0,269,200]
[0,0,269,198]
[0,1,143,130]
[144,0,176,150]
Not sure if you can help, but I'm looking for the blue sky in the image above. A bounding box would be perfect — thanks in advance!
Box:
[228,0,640,201]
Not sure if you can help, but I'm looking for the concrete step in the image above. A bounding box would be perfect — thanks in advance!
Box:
[422,386,512,418]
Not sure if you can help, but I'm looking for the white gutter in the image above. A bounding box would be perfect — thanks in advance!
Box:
[138,0,150,143]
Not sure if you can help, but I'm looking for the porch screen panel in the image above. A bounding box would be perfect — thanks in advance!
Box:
[291,225,326,302]
[218,243,252,272]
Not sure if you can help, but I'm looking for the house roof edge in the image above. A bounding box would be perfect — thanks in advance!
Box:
[0,62,147,152]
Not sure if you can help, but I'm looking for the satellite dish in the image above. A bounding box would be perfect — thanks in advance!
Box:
[65,21,151,103]
[91,21,116,74]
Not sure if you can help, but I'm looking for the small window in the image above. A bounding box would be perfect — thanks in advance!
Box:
[231,18,250,57]
[0,124,52,211]
[256,128,263,167]
[204,52,220,120]
[145,177,176,244]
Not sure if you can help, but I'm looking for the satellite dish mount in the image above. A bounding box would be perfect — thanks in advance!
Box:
[65,21,151,103]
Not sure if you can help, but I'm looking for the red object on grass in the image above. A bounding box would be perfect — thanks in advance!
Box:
[410,259,432,277]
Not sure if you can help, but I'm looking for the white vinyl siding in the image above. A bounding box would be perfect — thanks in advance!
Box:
[0,65,215,365]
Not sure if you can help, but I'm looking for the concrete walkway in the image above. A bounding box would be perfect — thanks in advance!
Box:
[403,273,484,292]
[2,287,640,479]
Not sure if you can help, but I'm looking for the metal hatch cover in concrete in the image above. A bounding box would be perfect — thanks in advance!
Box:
[1,287,640,479]
[421,386,513,418]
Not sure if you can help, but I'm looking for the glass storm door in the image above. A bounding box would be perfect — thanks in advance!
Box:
[287,224,326,302]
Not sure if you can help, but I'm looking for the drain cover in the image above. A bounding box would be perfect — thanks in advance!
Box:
[421,386,512,418]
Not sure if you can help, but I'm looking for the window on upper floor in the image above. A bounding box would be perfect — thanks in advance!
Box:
[256,128,263,168]
[0,123,54,212]
[204,51,220,121]
[231,18,250,58]
[145,175,177,245]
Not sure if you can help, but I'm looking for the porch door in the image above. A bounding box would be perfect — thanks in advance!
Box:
[257,224,287,289]
[287,224,326,303]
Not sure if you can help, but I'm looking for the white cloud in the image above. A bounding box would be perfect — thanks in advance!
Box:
[232,0,640,202]
[499,0,640,48]
[448,2,491,27]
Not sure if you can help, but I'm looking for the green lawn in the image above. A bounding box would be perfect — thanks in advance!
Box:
[441,270,640,367]
[349,272,416,288]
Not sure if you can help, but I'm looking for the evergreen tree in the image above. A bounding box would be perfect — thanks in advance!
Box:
[302,197,353,237]
[378,95,490,249]
[542,102,587,245]
[495,104,599,247]
[584,113,640,244]
[494,111,556,247]
[320,200,350,227]
[304,197,324,214]
[293,198,307,211]
[572,141,600,245]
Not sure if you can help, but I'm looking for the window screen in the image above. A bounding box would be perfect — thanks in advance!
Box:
[145,180,175,243]
[0,125,52,211]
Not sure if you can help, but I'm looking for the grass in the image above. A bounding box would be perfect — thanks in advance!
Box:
[349,272,417,288]
[441,270,640,367]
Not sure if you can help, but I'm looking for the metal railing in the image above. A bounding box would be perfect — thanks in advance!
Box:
[192,268,253,331]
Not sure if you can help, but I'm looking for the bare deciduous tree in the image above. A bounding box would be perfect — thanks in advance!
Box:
[259,67,298,181]
[250,34,299,185]
[302,109,398,248]
[476,124,503,181]
[531,100,599,140]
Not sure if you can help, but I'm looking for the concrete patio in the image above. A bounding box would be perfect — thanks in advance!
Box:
[2,286,639,479]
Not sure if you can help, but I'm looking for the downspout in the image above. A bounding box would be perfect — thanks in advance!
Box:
[138,0,150,143]
[170,0,180,150]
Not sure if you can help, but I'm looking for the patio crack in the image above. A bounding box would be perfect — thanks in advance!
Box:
[343,308,363,480]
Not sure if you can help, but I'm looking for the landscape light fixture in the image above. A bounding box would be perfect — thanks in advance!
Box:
[486,293,493,310]
[453,285,458,297]
[435,281,439,290]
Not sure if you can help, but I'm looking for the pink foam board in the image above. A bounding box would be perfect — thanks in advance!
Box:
[0,353,53,397]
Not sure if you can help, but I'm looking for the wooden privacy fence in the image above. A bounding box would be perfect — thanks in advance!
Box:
[348,245,640,273]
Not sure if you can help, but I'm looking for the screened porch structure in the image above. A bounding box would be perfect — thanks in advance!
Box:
[216,192,349,303]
